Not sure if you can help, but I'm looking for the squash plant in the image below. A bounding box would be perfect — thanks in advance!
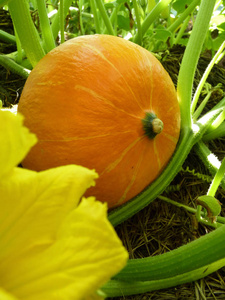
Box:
[1,0,225,297]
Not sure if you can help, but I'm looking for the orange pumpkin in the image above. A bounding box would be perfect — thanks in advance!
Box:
[18,34,180,208]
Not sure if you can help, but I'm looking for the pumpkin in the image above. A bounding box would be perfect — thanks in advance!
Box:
[18,34,180,208]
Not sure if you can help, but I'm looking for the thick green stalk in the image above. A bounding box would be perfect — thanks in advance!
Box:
[8,0,45,67]
[14,29,22,64]
[90,0,101,33]
[202,96,225,141]
[78,0,85,35]
[173,16,190,45]
[94,0,115,35]
[110,223,225,281]
[103,6,121,35]
[0,55,30,78]
[51,0,74,40]
[103,257,225,296]
[203,122,225,141]
[36,0,55,52]
[0,29,16,44]
[193,90,213,121]
[146,0,156,13]
[133,0,142,43]
[194,141,225,190]
[207,157,225,196]
[133,0,173,45]
[60,0,65,43]
[177,0,217,129]
[0,0,12,7]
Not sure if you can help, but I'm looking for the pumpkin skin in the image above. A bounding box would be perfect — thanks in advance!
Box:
[18,34,180,208]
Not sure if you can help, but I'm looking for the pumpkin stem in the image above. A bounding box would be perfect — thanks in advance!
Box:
[142,112,164,139]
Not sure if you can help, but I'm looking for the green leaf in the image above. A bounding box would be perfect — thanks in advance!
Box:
[212,32,225,51]
[197,195,222,220]
[154,27,172,41]
[218,22,225,31]
[210,14,225,28]
[117,14,131,31]
[172,0,194,14]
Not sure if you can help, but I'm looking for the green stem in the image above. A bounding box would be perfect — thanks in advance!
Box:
[90,0,101,33]
[196,204,202,223]
[102,224,225,296]
[0,55,30,78]
[8,0,45,67]
[0,29,16,44]
[133,0,143,44]
[203,121,225,142]
[146,0,156,13]
[103,258,225,296]
[168,0,200,34]
[173,16,190,45]
[94,0,115,35]
[112,224,225,281]
[0,0,12,7]
[51,0,74,40]
[36,0,55,52]
[207,157,225,197]
[133,0,173,45]
[158,195,225,228]
[197,97,225,129]
[60,0,65,43]
[194,141,225,191]
[5,49,27,62]
[193,90,213,121]
[14,29,22,64]
[191,40,225,115]
[177,0,216,129]
[103,6,119,35]
[78,0,85,35]
[201,96,225,140]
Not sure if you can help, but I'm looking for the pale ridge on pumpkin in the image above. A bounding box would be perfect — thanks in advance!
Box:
[117,142,147,206]
[161,132,179,144]
[82,43,144,111]
[74,84,140,119]
[153,139,162,170]
[101,136,145,175]
[167,105,177,114]
[144,52,154,110]
[39,130,136,142]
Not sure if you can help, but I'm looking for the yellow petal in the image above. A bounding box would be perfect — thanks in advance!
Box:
[0,165,98,265]
[0,288,18,300]
[0,110,37,178]
[1,197,128,300]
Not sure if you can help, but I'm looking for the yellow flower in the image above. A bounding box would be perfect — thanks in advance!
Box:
[0,110,128,300]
